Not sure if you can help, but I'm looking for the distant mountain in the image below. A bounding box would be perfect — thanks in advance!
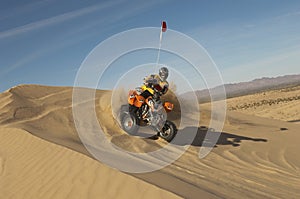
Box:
[184,74,300,102]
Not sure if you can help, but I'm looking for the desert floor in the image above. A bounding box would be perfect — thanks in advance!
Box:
[0,84,299,199]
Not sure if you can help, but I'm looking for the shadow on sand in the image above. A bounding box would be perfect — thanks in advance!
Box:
[172,126,267,147]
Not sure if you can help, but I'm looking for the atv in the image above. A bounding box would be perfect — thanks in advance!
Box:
[119,88,177,142]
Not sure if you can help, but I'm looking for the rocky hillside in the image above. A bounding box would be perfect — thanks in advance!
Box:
[191,74,300,102]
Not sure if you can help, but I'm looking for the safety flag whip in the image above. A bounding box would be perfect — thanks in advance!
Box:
[156,21,167,67]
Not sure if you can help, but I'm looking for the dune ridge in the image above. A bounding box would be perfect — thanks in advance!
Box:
[0,84,300,198]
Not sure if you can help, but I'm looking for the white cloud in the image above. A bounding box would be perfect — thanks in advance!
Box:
[1,0,168,76]
[0,52,41,76]
[0,0,55,20]
[0,0,125,39]
[274,10,300,20]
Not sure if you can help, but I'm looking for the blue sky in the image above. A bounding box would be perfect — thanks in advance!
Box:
[0,0,300,92]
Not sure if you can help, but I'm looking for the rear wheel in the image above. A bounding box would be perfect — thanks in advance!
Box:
[121,113,139,135]
[159,120,177,142]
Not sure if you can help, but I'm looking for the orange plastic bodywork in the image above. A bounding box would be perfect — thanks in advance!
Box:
[128,90,174,112]
[163,101,174,112]
[134,95,145,107]
[128,90,136,105]
[128,90,145,108]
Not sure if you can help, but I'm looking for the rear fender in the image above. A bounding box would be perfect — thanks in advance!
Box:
[163,101,174,112]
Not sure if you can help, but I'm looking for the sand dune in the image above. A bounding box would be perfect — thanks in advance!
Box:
[0,84,300,198]
[0,127,179,199]
[227,85,300,122]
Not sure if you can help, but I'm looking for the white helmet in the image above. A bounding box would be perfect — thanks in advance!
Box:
[159,67,169,81]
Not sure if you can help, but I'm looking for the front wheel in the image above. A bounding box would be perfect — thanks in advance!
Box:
[159,120,177,142]
[121,113,139,135]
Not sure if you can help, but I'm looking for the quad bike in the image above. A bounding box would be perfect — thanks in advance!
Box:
[119,86,177,142]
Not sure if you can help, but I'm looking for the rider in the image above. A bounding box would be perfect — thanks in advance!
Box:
[139,66,169,112]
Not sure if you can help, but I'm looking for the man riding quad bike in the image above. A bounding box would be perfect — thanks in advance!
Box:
[119,67,177,142]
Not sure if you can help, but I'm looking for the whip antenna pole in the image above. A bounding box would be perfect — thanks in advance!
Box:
[156,21,167,68]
